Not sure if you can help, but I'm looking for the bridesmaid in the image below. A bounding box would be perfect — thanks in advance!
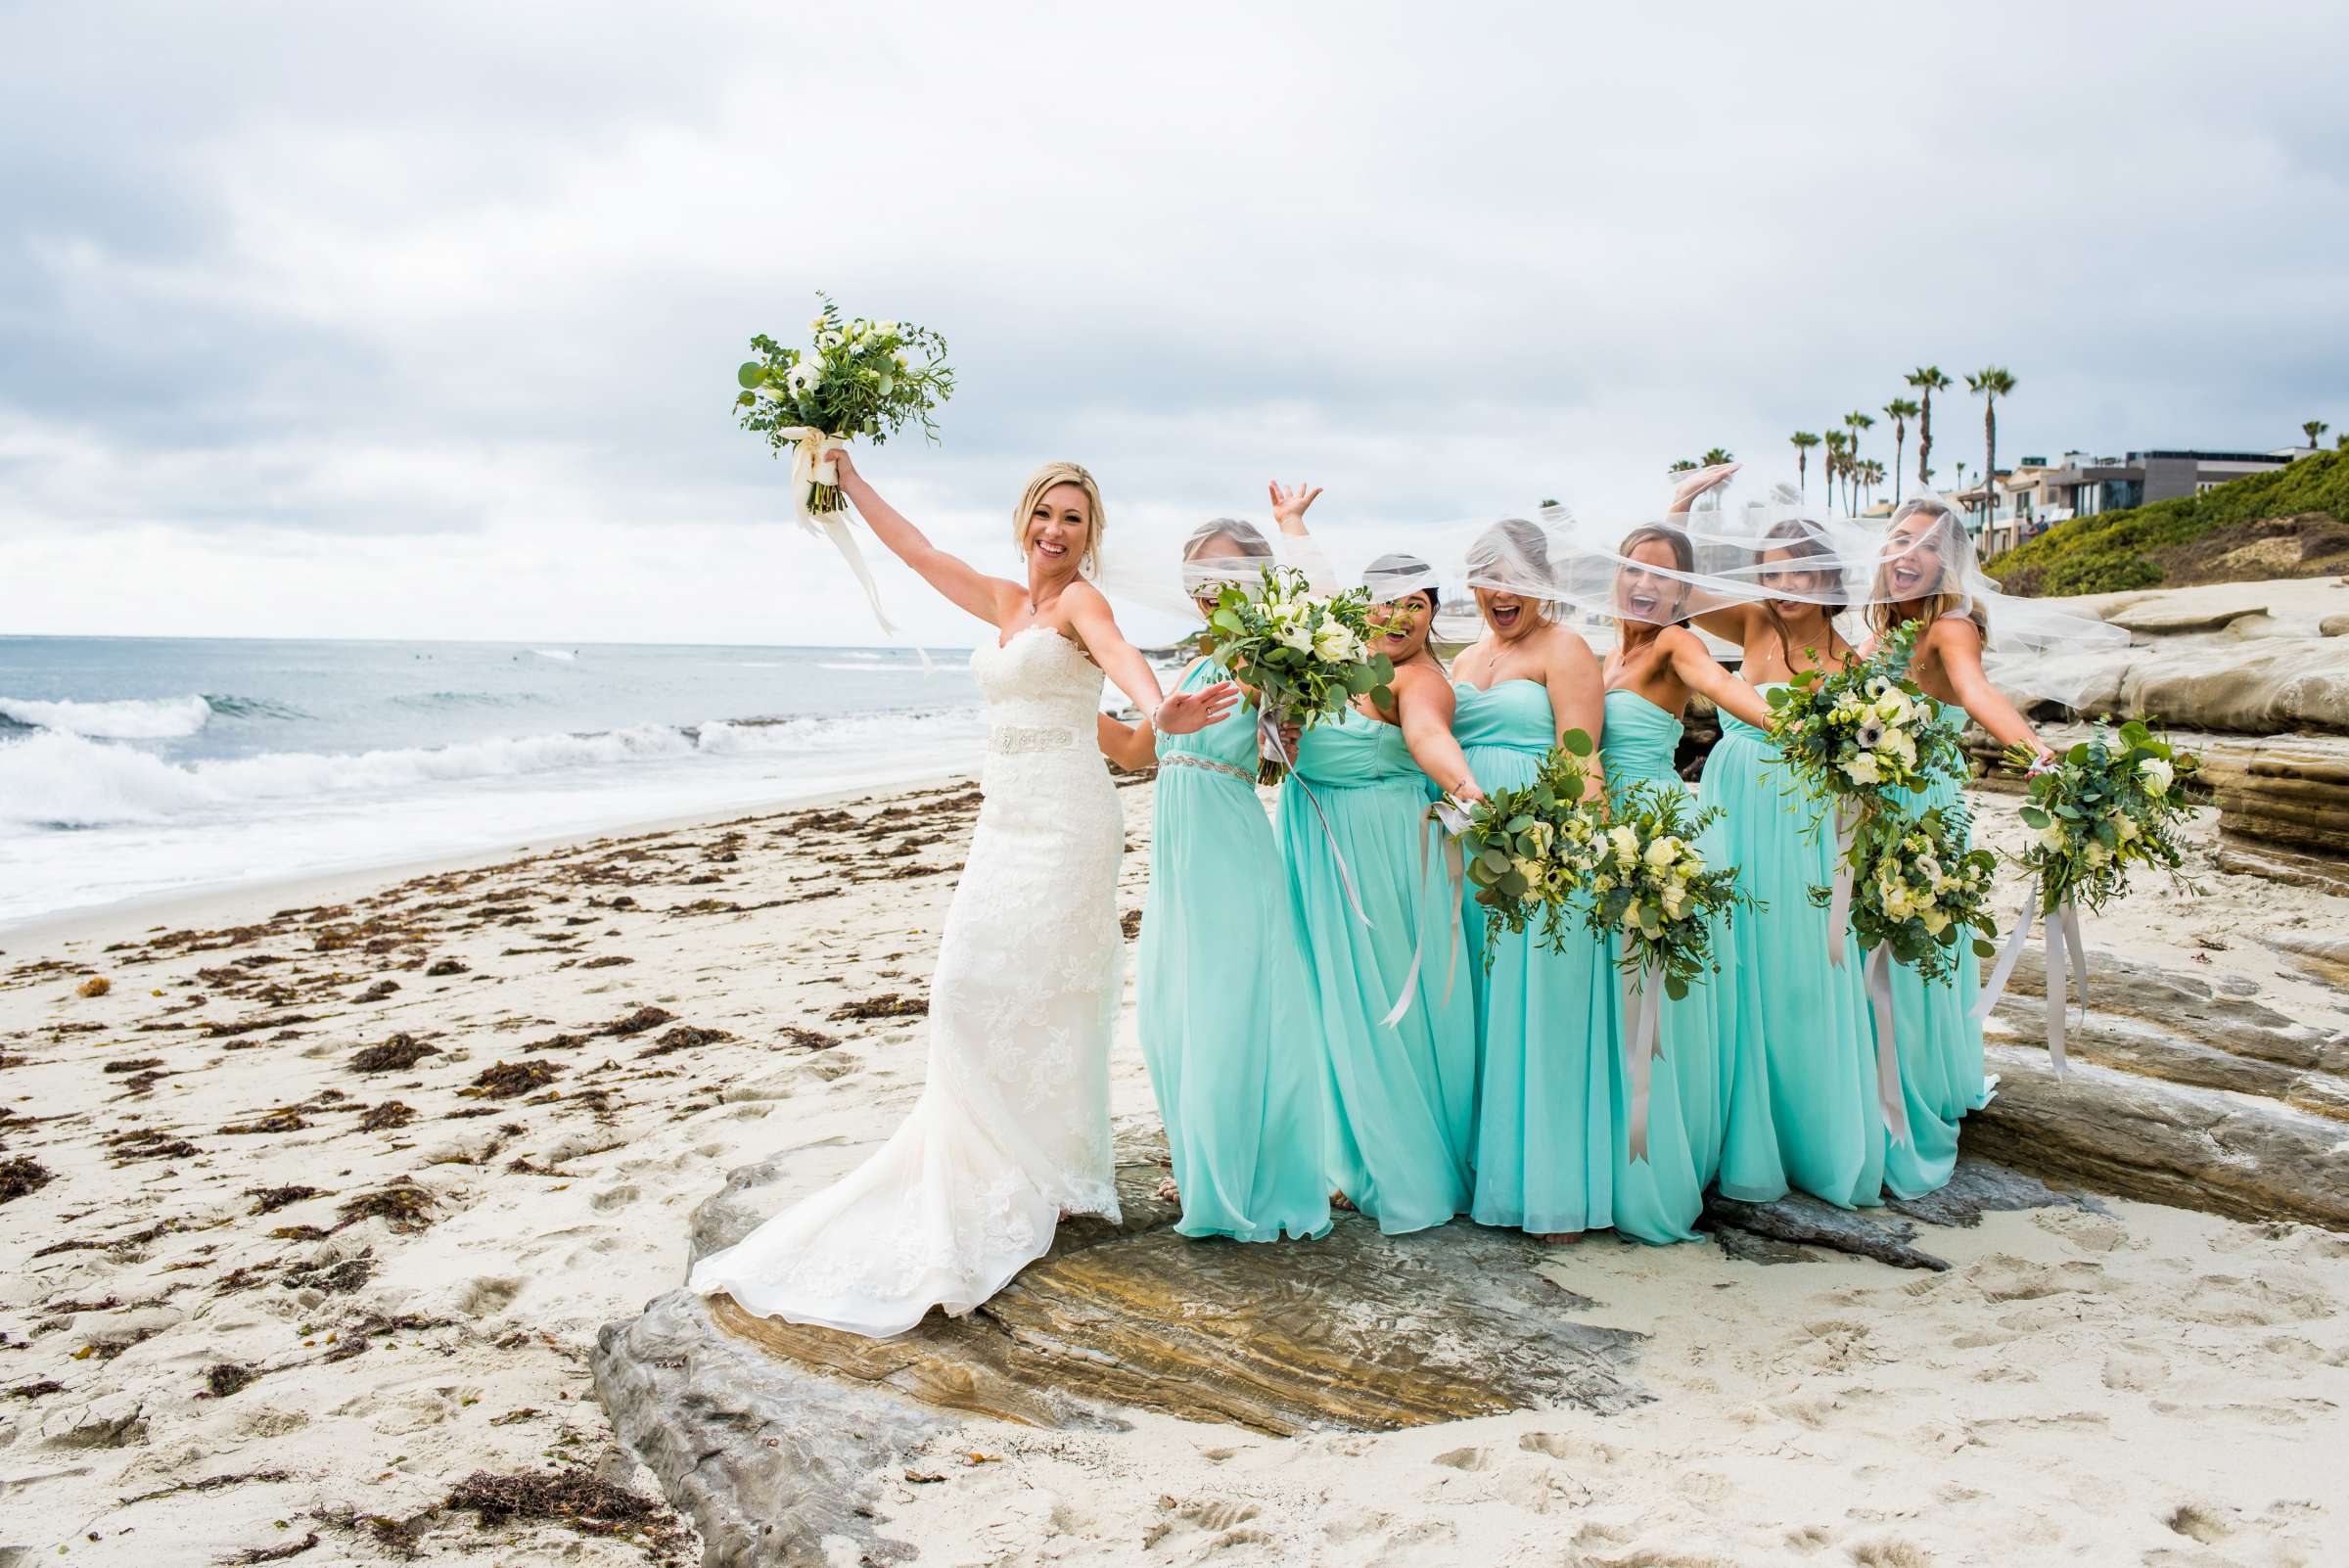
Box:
[1597,524,1779,1193]
[1863,497,2057,1180]
[1686,510,1889,1209]
[1276,552,1481,1235]
[1451,518,1697,1244]
[1097,509,1332,1245]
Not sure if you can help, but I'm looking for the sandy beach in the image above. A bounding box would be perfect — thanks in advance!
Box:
[4,767,2346,1566]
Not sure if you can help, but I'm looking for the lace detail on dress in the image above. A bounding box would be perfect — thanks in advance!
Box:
[687,625,1126,1336]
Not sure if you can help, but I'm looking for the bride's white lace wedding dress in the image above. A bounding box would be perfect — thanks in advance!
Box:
[689,625,1124,1337]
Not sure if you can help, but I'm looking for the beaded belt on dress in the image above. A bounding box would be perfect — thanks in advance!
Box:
[990,724,1076,756]
[1158,752,1256,784]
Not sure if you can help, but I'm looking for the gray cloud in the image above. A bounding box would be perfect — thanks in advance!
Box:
[4,2,2346,639]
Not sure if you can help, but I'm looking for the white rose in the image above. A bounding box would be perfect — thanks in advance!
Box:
[2113,815,2141,844]
[2139,757,2174,794]
[1883,728,1917,765]
[2085,842,2112,866]
[1662,887,1685,919]
[1312,623,1356,663]
[875,319,900,336]
[1643,835,1681,868]
[1916,853,1944,886]
[1841,755,1881,786]
[1609,825,1640,864]
[1920,910,1951,936]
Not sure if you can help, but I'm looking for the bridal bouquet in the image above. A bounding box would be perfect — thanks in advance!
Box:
[1767,622,1968,808]
[2004,721,2202,916]
[734,295,955,517]
[1205,567,1393,784]
[1823,806,1999,986]
[1583,783,1751,1002]
[1458,730,1599,961]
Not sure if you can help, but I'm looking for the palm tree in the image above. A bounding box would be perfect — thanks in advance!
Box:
[1667,458,1699,474]
[1862,458,1887,510]
[1965,366,2016,528]
[1790,432,1820,499]
[1701,445,1734,466]
[1906,365,1952,485]
[1822,431,1850,513]
[1882,397,1920,504]
[1842,411,1874,512]
[2307,420,2331,450]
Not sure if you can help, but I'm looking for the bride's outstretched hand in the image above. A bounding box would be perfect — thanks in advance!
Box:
[1269,481,1323,530]
[1155,680,1241,735]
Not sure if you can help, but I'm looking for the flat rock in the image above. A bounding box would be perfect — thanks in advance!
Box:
[2105,601,2271,635]
[601,1142,2096,1565]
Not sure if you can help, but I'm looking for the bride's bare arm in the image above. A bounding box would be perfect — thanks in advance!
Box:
[1063,582,1238,736]
[827,448,1013,626]
[1659,625,1775,730]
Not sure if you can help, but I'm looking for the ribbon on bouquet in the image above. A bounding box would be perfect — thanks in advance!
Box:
[1379,796,1472,1029]
[1258,709,1375,931]
[1619,961,1665,1165]
[1824,801,1861,967]
[773,427,930,670]
[1970,878,2088,1079]
[1863,944,1911,1147]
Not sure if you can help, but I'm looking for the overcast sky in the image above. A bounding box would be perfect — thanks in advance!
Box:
[5,2,2344,647]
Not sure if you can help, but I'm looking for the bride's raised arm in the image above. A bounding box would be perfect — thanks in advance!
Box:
[1267,481,1339,594]
[827,447,1015,625]
[1063,581,1236,736]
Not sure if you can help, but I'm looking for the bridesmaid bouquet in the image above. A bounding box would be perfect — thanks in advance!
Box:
[1974,721,2204,1075]
[1580,780,1754,1162]
[1767,622,1968,806]
[1205,567,1394,784]
[1583,783,1751,1002]
[1458,730,1599,962]
[2003,720,2203,916]
[734,294,956,517]
[1826,807,2000,986]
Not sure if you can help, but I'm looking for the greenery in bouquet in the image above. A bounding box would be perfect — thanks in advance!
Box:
[1583,781,1753,1000]
[1766,621,1969,820]
[1458,731,1599,966]
[2004,719,2203,916]
[1817,806,1999,985]
[733,294,955,514]
[1204,566,1394,785]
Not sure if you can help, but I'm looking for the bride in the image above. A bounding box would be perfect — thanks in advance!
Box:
[690,451,1237,1338]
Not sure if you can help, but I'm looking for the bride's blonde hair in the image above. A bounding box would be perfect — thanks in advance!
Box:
[1013,461,1107,576]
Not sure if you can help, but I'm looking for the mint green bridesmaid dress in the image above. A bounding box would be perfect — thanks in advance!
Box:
[1600,688,1732,1189]
[1140,659,1334,1242]
[1870,692,1977,1199]
[1700,688,1885,1209]
[1275,705,1477,1234]
[1455,680,1701,1243]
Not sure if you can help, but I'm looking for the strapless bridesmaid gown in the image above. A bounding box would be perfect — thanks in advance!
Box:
[1700,688,1885,1209]
[1138,658,1332,1241]
[1456,680,1700,1243]
[1600,688,1733,1190]
[1275,707,1477,1234]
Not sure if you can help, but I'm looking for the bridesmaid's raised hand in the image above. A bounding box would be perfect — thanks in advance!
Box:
[1269,481,1323,530]
[1155,680,1241,735]
[1667,461,1738,514]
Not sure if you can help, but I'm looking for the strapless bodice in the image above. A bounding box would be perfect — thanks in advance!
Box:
[1601,688,1682,789]
[1451,679,1554,754]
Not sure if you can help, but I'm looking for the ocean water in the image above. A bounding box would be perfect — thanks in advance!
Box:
[0,636,991,928]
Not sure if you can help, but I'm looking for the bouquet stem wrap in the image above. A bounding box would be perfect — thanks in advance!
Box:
[1379,798,1471,1030]
[776,427,899,640]
[1825,801,1860,967]
[1864,945,1911,1146]
[1971,878,2089,1079]
[1618,961,1664,1165]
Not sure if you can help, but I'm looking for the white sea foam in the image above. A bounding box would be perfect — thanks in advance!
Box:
[530,649,579,662]
[0,709,982,831]
[0,693,213,739]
